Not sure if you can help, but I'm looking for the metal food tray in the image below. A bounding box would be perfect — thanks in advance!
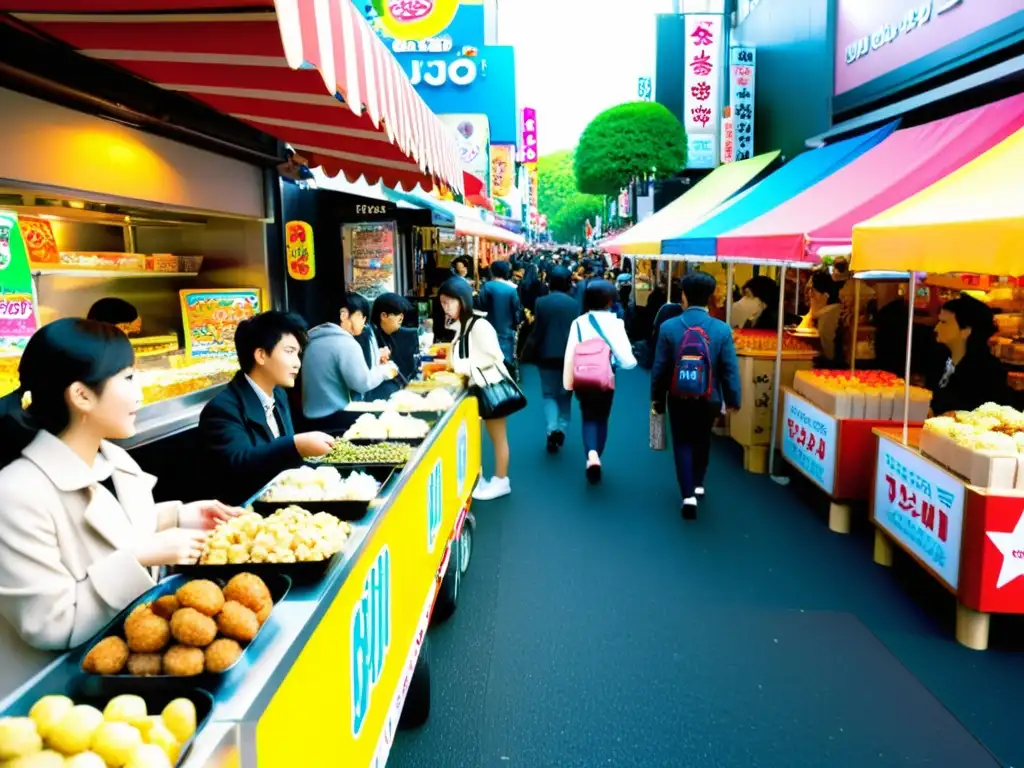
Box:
[251,465,395,522]
[1,683,214,768]
[78,572,291,692]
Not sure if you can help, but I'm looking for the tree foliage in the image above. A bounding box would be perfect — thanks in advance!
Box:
[574,101,686,196]
[537,149,603,243]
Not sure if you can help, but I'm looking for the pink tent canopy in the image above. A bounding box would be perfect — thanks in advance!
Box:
[714,93,1024,263]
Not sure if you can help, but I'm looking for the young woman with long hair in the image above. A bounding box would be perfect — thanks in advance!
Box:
[439,276,515,501]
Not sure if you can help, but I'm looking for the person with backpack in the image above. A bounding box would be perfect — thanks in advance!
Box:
[651,271,741,520]
[563,280,637,484]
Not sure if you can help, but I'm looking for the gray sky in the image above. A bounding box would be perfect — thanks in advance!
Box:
[499,0,673,155]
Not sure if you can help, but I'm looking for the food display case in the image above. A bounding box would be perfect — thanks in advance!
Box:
[780,369,930,532]
[0,194,271,448]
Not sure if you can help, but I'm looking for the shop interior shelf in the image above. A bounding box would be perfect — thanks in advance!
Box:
[32,268,200,279]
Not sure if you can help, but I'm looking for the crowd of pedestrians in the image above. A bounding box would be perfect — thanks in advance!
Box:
[459,247,741,520]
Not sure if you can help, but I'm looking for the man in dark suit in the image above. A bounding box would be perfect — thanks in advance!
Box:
[198,311,333,505]
[529,266,578,452]
[652,271,741,520]
[477,259,522,377]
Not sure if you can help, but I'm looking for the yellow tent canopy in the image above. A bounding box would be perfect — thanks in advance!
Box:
[604,150,779,256]
[852,125,1024,276]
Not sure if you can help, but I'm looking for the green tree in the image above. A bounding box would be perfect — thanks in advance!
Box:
[574,101,686,195]
[536,148,603,243]
[549,194,604,244]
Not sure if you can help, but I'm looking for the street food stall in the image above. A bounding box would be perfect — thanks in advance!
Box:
[703,98,1024,530]
[852,122,1024,650]
[0,359,483,765]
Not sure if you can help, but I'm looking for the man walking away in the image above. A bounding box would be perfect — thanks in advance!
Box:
[477,260,522,379]
[651,271,740,520]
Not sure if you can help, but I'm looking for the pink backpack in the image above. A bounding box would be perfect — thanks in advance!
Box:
[572,315,616,391]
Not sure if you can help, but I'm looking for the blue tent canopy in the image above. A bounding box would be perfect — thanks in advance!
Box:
[661,121,899,257]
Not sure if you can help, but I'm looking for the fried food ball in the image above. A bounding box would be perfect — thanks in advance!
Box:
[127,653,163,676]
[162,645,204,677]
[216,601,259,643]
[223,573,271,614]
[82,636,129,675]
[151,595,180,620]
[204,638,242,673]
[255,602,271,626]
[175,580,224,617]
[124,606,170,653]
[169,608,217,648]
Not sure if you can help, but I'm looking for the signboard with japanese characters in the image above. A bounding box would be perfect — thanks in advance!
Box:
[721,111,734,164]
[782,391,837,495]
[683,15,724,170]
[873,436,965,590]
[521,107,538,165]
[637,76,653,101]
[729,47,756,162]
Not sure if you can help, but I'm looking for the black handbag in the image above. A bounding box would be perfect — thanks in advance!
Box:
[460,318,527,419]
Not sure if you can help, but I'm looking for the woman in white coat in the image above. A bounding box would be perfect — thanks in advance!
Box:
[440,277,514,501]
[0,319,239,694]
[563,279,637,484]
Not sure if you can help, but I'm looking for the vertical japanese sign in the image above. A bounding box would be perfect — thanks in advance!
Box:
[637,76,653,101]
[285,221,316,280]
[781,391,837,495]
[490,144,515,198]
[873,436,965,589]
[729,47,756,161]
[521,107,538,164]
[0,212,39,356]
[684,14,723,170]
[721,110,735,164]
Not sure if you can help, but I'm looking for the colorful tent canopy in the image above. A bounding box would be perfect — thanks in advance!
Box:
[2,0,464,192]
[661,122,898,257]
[714,95,1024,263]
[853,125,1024,276]
[602,151,779,256]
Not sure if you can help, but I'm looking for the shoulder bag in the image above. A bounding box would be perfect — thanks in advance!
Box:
[459,317,527,419]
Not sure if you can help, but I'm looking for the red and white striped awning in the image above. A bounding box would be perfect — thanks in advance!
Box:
[1,0,463,193]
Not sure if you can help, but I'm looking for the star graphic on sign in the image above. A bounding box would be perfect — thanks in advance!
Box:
[986,507,1024,588]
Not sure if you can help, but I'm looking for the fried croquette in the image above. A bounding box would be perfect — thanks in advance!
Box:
[204,638,242,673]
[169,608,218,647]
[82,636,129,675]
[255,602,271,625]
[223,573,271,614]
[216,601,259,643]
[175,579,225,617]
[151,595,180,620]
[162,645,204,676]
[124,606,171,653]
[127,653,163,676]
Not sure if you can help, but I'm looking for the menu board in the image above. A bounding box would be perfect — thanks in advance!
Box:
[0,212,40,356]
[345,223,395,299]
[180,289,261,358]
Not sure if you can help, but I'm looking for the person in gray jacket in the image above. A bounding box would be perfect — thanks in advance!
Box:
[302,293,397,432]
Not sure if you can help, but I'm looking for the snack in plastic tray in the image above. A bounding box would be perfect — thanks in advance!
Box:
[200,507,352,565]
[259,466,382,502]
